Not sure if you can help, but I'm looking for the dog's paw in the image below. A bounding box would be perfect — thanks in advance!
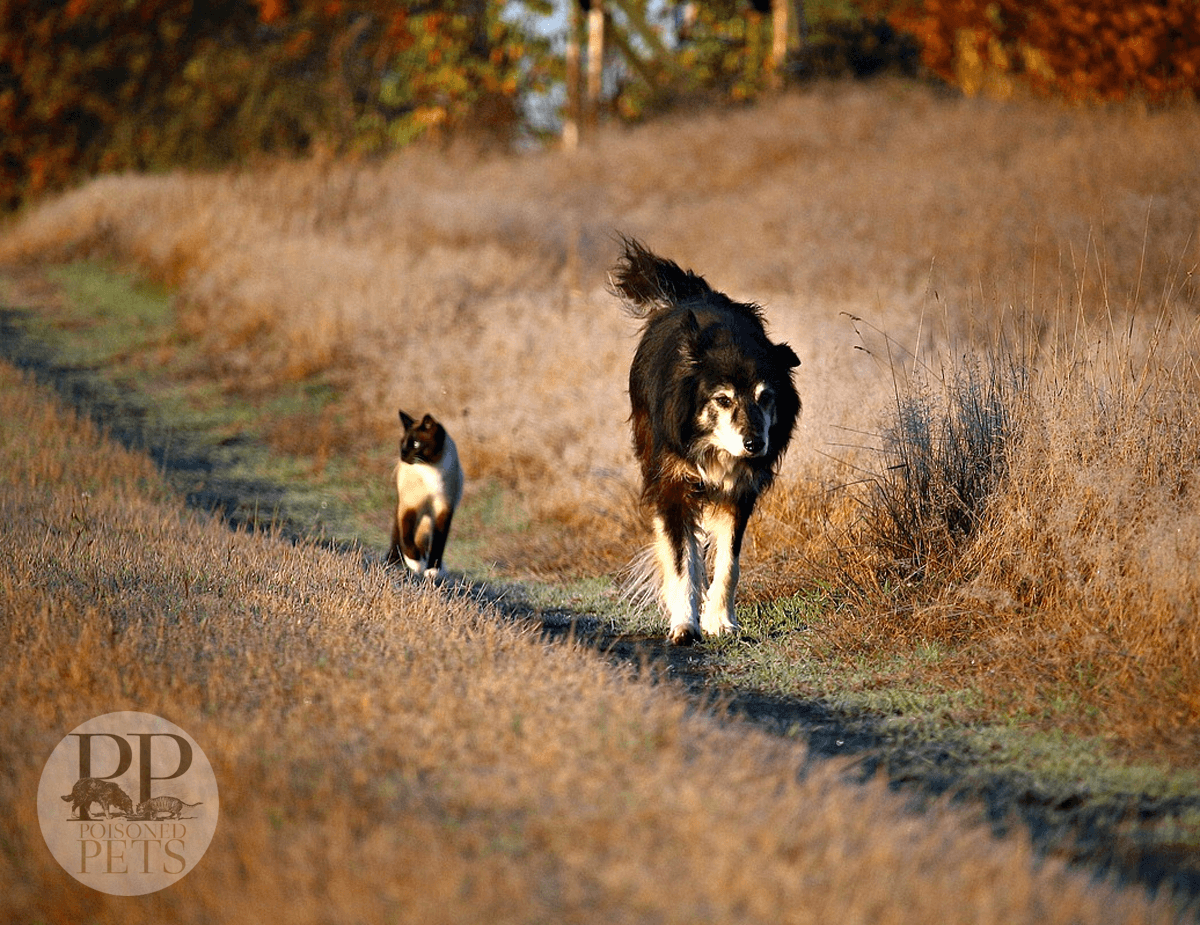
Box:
[706,620,741,639]
[667,623,702,646]
[700,603,740,638]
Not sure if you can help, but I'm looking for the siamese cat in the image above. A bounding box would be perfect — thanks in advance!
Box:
[387,411,464,578]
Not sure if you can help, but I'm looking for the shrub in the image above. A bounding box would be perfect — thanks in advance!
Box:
[858,349,1025,584]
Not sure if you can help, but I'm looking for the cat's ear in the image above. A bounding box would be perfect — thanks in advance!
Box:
[420,413,437,428]
[399,410,415,431]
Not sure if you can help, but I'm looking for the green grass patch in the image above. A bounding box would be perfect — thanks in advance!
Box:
[44,260,178,364]
[483,572,658,634]
[665,586,1200,819]
[5,261,386,548]
[3,259,548,570]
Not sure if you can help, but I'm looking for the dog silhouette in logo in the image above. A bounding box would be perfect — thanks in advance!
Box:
[61,777,134,820]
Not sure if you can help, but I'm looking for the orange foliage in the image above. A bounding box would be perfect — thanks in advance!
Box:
[0,0,550,209]
[889,0,1200,102]
[255,0,288,24]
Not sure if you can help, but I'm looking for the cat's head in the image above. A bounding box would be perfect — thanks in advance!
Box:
[398,410,447,464]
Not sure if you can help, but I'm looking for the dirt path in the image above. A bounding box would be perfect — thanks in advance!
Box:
[3,304,1199,913]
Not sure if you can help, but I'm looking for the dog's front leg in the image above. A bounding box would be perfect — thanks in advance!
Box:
[652,512,703,645]
[700,504,741,636]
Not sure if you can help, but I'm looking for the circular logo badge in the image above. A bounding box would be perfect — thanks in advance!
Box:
[37,711,219,895]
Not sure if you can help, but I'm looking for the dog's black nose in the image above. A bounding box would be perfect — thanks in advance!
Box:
[744,436,765,456]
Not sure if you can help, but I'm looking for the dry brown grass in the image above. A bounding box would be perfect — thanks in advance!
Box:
[961,311,1200,753]
[5,359,1186,922]
[3,79,1200,759]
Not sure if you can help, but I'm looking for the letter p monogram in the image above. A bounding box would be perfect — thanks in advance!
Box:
[71,733,193,803]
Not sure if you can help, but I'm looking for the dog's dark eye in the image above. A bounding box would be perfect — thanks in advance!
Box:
[715,395,734,409]
[758,390,775,407]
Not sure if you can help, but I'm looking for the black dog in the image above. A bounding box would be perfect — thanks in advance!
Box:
[61,777,134,820]
[612,238,801,644]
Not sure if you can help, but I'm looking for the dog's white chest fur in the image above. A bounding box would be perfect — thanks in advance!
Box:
[695,450,740,494]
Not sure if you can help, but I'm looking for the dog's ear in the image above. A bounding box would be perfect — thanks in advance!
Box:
[775,342,801,368]
[399,410,415,431]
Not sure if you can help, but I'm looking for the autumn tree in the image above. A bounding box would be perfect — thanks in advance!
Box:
[0,0,550,208]
[888,0,1200,102]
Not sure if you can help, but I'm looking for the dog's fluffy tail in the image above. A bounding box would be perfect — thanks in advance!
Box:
[609,236,714,318]
[618,543,663,612]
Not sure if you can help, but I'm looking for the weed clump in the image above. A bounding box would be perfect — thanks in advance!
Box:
[863,354,1024,584]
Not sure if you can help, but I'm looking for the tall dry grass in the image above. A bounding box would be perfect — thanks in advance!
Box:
[4,358,1186,922]
[962,307,1200,749]
[4,83,1196,497]
[2,79,1200,753]
[770,298,1200,757]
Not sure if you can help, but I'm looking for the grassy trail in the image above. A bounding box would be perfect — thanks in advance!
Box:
[2,262,1199,914]
[3,80,1200,917]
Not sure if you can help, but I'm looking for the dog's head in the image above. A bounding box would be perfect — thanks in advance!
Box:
[111,787,134,814]
[697,380,778,459]
[398,411,447,464]
[689,322,801,463]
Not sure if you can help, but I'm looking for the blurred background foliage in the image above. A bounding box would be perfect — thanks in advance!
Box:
[887,0,1200,103]
[1,0,1198,209]
[0,0,550,207]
